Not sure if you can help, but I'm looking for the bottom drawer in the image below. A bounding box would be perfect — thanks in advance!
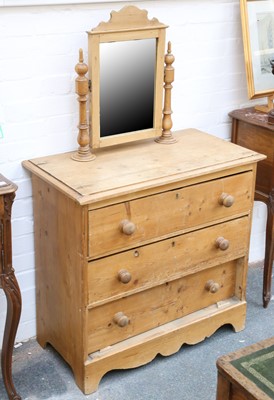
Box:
[87,260,239,353]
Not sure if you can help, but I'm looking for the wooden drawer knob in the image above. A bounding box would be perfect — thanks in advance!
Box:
[205,280,220,293]
[215,236,229,251]
[120,219,136,235]
[219,193,235,207]
[113,312,129,327]
[118,269,132,284]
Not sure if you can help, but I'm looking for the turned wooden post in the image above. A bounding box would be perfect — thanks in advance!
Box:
[155,41,177,144]
[71,49,95,162]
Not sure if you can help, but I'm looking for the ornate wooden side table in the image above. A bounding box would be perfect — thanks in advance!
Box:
[0,174,21,400]
[216,337,274,400]
[229,107,272,308]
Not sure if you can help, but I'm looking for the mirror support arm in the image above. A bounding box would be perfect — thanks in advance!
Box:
[155,42,177,145]
[72,49,96,162]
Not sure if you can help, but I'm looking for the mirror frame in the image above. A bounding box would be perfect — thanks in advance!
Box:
[87,6,167,149]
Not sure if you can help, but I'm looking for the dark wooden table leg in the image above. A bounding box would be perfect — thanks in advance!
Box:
[1,270,22,400]
[216,370,231,400]
[263,189,274,308]
[1,190,22,400]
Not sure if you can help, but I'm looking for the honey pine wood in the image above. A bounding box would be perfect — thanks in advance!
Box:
[23,129,264,394]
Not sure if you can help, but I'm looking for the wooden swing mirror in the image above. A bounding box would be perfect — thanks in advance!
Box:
[72,6,176,162]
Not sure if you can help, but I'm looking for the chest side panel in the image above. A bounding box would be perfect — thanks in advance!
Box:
[32,175,88,370]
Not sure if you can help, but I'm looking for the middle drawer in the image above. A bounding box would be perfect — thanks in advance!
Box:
[88,216,250,305]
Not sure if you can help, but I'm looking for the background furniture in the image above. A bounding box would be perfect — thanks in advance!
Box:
[216,336,274,400]
[0,174,21,400]
[23,129,263,394]
[230,107,271,308]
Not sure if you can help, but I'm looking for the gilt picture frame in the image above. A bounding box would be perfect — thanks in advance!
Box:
[240,0,274,99]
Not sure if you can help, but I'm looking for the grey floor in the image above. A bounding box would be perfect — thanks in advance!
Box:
[0,263,273,400]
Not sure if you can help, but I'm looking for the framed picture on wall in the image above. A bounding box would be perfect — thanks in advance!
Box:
[240,0,274,100]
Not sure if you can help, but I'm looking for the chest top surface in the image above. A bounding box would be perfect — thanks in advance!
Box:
[23,129,265,205]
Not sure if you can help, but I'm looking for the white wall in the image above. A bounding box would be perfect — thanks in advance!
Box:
[0,0,267,344]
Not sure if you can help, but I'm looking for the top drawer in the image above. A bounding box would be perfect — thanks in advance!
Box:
[88,171,253,258]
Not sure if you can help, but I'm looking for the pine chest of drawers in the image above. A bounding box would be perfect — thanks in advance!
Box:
[23,129,264,394]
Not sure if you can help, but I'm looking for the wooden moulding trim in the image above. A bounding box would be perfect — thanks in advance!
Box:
[22,159,260,207]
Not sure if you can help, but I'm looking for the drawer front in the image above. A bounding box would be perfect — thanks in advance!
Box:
[87,260,237,353]
[88,216,250,305]
[88,172,253,258]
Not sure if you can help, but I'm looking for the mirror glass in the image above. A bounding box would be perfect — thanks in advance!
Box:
[100,38,156,137]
